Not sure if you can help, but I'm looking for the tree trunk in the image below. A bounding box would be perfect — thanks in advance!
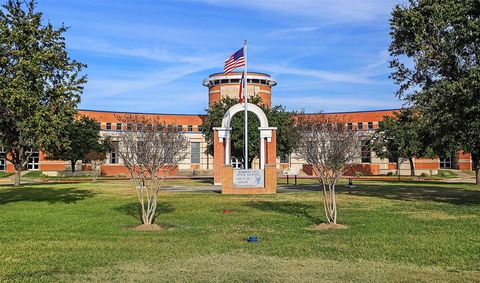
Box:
[397,160,401,181]
[475,156,480,186]
[14,164,22,186]
[409,158,415,176]
[71,160,76,173]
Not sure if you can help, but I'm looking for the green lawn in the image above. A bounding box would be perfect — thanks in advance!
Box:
[0,172,13,178]
[0,180,479,282]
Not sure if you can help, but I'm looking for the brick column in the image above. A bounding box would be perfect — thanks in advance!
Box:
[458,151,473,171]
[213,130,225,185]
[266,129,277,165]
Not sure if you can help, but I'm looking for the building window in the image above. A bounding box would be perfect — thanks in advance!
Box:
[198,125,203,132]
[177,125,183,132]
[106,123,112,130]
[97,122,101,130]
[127,123,133,131]
[440,157,452,168]
[188,125,193,132]
[357,122,363,130]
[361,140,371,163]
[280,154,290,164]
[368,122,373,130]
[110,141,119,164]
[116,123,122,130]
[231,157,243,169]
[347,123,353,130]
[191,142,200,164]
[167,125,173,132]
[27,151,39,170]
[388,156,397,163]
[0,149,5,171]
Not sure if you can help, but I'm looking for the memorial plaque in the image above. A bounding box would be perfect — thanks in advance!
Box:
[233,169,264,188]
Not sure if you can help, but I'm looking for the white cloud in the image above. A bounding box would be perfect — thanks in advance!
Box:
[269,26,319,36]
[274,95,401,113]
[254,64,376,84]
[197,0,400,24]
[69,36,225,65]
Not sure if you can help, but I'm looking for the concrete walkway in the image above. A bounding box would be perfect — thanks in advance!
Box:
[441,169,476,184]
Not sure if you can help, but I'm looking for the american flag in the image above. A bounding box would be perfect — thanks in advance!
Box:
[224,47,245,74]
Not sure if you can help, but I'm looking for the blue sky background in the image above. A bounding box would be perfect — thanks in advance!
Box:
[35,0,404,114]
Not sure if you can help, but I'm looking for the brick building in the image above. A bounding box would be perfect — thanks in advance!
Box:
[0,72,473,176]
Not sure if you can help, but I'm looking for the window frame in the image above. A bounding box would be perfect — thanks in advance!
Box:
[361,140,371,163]
[110,141,119,164]
[27,151,40,171]
[190,142,201,164]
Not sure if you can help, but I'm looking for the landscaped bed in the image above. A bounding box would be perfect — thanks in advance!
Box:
[0,180,479,282]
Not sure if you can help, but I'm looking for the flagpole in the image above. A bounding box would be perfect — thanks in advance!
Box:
[243,40,248,170]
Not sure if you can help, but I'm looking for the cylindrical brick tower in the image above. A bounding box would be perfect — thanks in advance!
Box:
[203,72,277,108]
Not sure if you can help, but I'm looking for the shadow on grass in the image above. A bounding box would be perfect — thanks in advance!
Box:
[280,180,480,206]
[197,178,214,185]
[0,186,96,204]
[115,202,175,223]
[340,183,480,206]
[246,201,322,224]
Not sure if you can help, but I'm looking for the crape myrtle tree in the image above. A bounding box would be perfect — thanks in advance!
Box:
[45,116,104,174]
[202,96,300,168]
[371,108,432,176]
[0,0,86,186]
[84,151,106,182]
[390,0,480,184]
[296,114,360,224]
[110,115,188,226]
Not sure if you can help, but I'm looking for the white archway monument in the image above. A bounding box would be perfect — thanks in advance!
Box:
[213,103,276,169]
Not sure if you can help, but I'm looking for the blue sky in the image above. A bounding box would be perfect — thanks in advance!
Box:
[36,0,404,114]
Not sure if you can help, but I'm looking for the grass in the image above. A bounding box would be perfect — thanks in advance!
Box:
[434,170,458,178]
[22,171,46,178]
[0,172,13,178]
[0,180,479,282]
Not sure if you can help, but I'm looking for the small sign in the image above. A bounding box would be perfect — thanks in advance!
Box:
[283,168,299,176]
[233,169,264,188]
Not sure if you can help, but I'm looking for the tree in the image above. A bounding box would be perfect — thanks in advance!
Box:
[296,114,360,224]
[110,115,188,226]
[84,151,106,182]
[390,0,480,184]
[45,116,103,174]
[0,0,86,186]
[202,96,300,168]
[371,108,431,176]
